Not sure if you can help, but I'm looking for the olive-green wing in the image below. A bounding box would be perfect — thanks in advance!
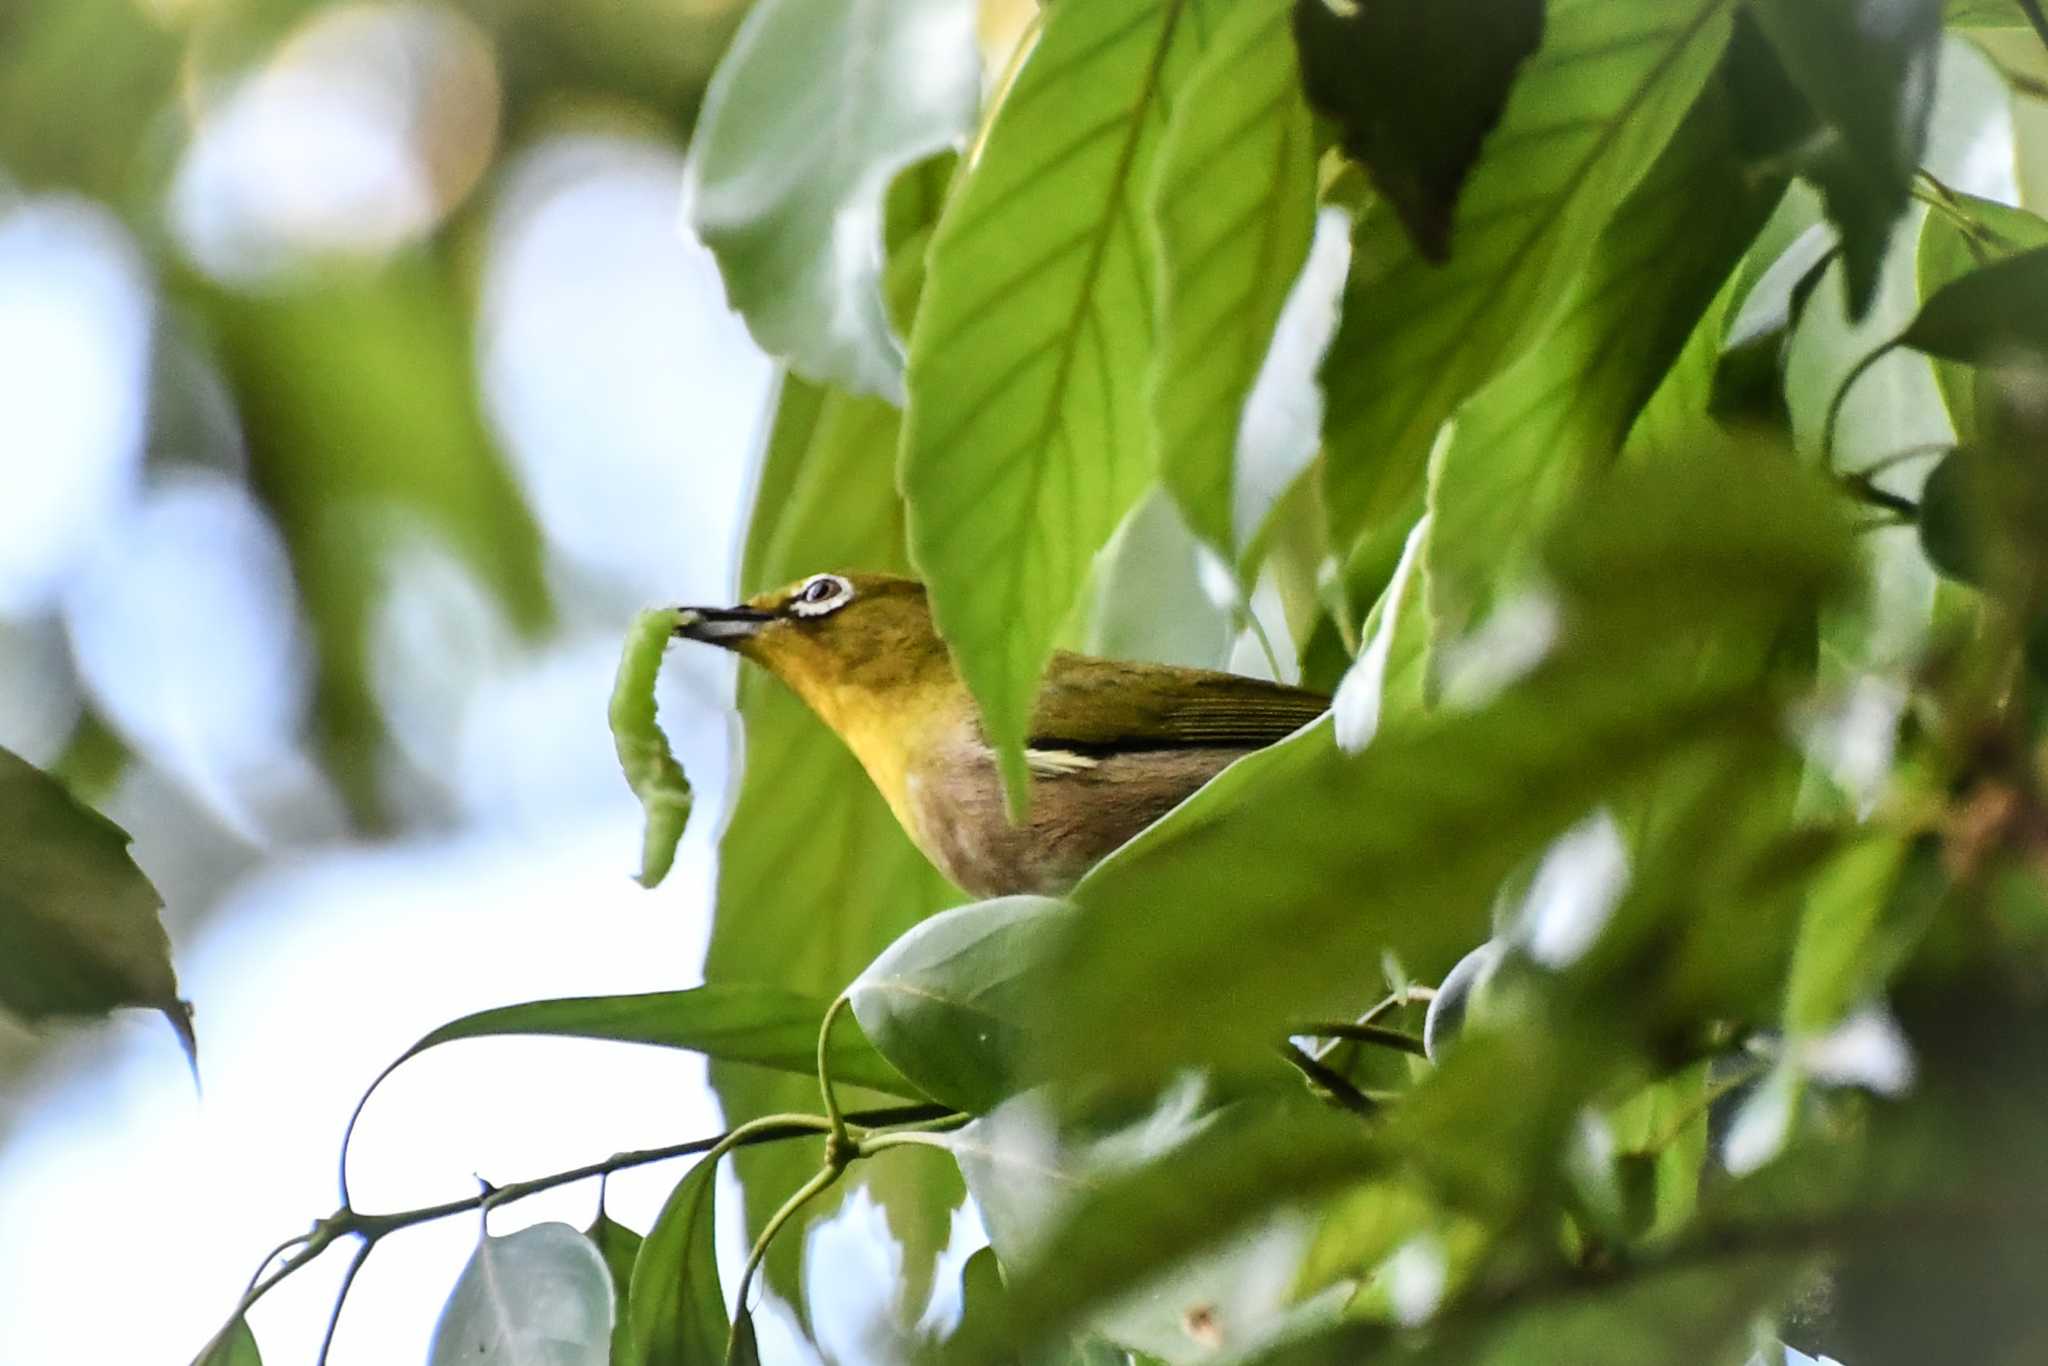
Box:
[1029,653,1330,754]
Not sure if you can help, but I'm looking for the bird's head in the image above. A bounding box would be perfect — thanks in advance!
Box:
[673,572,959,728]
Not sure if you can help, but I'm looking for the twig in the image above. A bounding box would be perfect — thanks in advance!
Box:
[314,1238,372,1366]
[205,1102,953,1352]
[1296,1021,1430,1057]
[1277,1041,1379,1115]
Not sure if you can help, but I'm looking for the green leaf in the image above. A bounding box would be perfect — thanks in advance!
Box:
[0,744,191,1061]
[847,895,1067,1113]
[1914,191,2048,442]
[350,984,925,1124]
[191,1317,261,1366]
[1151,0,1315,555]
[978,1098,1381,1358]
[1079,489,1234,670]
[587,1208,645,1366]
[1782,835,1923,1034]
[1292,0,1544,262]
[1317,0,1735,558]
[428,1221,614,1366]
[685,0,979,398]
[883,151,961,344]
[901,0,1214,809]
[1747,0,1944,316]
[1945,0,2038,23]
[610,608,692,888]
[1243,1257,1794,1365]
[628,1161,726,1366]
[1899,242,2048,361]
[713,372,962,1313]
[1044,448,1853,1080]
[1426,69,1784,644]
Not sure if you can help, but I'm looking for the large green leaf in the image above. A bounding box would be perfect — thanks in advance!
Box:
[350,983,925,1116]
[190,1317,261,1366]
[686,0,979,398]
[0,744,190,1060]
[627,1162,727,1366]
[1151,0,1315,556]
[1898,242,2048,360]
[1043,449,1853,1080]
[1913,190,2048,443]
[587,1209,645,1366]
[1317,0,1736,557]
[1245,1258,1793,1365]
[847,895,1067,1113]
[711,373,962,1314]
[901,0,1216,807]
[1748,0,1944,316]
[1426,73,1782,643]
[1292,0,1544,262]
[428,1222,613,1366]
[977,1097,1381,1358]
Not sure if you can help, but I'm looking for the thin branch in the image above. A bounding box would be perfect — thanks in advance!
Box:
[727,1164,847,1364]
[203,1102,954,1355]
[1277,1041,1379,1116]
[818,994,854,1154]
[314,1238,372,1366]
[2017,0,2048,54]
[1296,1021,1430,1057]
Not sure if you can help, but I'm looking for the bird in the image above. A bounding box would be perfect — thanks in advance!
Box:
[675,571,1329,897]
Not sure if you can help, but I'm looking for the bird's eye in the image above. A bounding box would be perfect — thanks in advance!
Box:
[789,574,852,617]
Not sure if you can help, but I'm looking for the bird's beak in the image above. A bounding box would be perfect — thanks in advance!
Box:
[673,605,774,649]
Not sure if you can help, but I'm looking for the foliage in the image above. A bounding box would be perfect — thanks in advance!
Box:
[12,0,2048,1362]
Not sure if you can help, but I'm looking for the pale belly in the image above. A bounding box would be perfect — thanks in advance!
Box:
[901,738,1251,897]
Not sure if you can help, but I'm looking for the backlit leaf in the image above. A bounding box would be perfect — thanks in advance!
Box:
[847,895,1067,1113]
[1913,189,2048,442]
[1152,0,1315,556]
[190,1317,261,1366]
[1747,0,1944,316]
[350,983,925,1127]
[587,1209,644,1366]
[428,1222,612,1366]
[1318,0,1735,559]
[0,744,191,1061]
[627,1163,726,1366]
[1427,71,1782,643]
[1898,242,2048,360]
[686,0,979,398]
[1292,0,1544,262]
[901,0,1214,808]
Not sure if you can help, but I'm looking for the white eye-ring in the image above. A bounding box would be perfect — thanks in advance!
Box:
[789,573,854,618]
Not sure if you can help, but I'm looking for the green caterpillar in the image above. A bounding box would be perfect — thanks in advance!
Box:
[609,608,694,888]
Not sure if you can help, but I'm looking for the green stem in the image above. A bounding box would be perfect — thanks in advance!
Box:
[1277,1041,1379,1116]
[727,1165,847,1364]
[2017,0,2048,53]
[818,995,854,1154]
[1822,341,1902,474]
[204,1104,945,1351]
[858,1116,972,1158]
[1296,1021,1430,1057]
[314,1238,372,1366]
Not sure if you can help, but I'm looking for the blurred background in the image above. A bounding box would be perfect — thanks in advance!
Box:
[0,0,961,1359]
